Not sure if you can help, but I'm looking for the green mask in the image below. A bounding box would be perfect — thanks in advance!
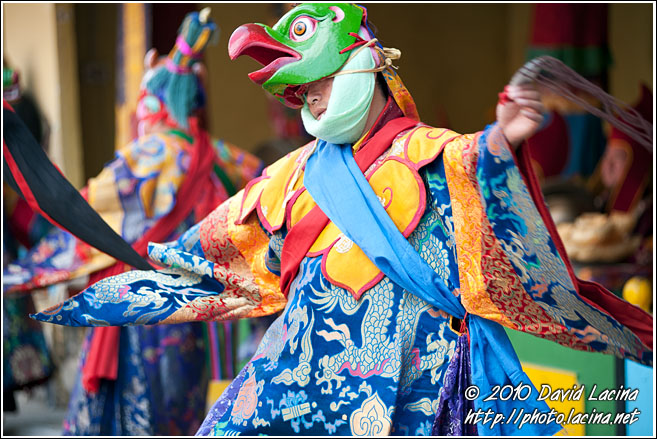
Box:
[228,3,365,108]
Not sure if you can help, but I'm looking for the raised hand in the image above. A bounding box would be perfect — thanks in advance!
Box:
[496,84,545,149]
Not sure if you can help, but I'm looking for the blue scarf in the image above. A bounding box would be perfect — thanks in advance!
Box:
[304,138,561,436]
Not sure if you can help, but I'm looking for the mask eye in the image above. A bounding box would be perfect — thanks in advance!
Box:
[289,16,317,42]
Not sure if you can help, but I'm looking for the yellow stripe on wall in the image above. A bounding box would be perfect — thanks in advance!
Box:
[115,3,147,148]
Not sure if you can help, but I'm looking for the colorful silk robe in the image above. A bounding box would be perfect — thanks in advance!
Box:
[3,132,260,291]
[32,122,652,435]
[5,129,262,435]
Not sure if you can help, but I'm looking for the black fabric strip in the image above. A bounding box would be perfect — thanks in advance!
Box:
[3,107,152,271]
[3,157,23,197]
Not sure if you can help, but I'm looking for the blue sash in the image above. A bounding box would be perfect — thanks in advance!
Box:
[304,138,561,436]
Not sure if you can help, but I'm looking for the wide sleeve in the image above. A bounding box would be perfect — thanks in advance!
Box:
[3,134,192,293]
[442,123,651,365]
[30,189,287,327]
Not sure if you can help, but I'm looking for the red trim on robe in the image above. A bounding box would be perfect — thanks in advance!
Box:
[280,98,417,296]
[81,117,220,392]
[515,142,652,350]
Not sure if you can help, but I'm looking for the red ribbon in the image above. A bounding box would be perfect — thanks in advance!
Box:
[497,85,512,105]
[339,32,369,54]
[81,118,219,393]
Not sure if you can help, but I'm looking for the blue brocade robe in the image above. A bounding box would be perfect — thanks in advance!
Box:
[31,123,652,436]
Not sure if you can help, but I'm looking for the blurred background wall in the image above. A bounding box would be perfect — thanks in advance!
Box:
[3,2,653,185]
[3,3,84,187]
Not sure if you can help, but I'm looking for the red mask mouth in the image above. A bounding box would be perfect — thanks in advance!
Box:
[277,84,308,109]
[228,23,301,86]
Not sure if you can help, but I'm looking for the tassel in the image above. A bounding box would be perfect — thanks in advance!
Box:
[145,9,217,128]
[432,332,477,436]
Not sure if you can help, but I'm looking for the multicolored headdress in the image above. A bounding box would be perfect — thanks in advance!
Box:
[139,8,218,129]
[228,3,419,120]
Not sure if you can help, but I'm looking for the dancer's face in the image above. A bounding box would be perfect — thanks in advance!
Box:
[305,77,334,121]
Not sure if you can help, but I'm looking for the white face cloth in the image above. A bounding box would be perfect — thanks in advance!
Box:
[300,29,376,144]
